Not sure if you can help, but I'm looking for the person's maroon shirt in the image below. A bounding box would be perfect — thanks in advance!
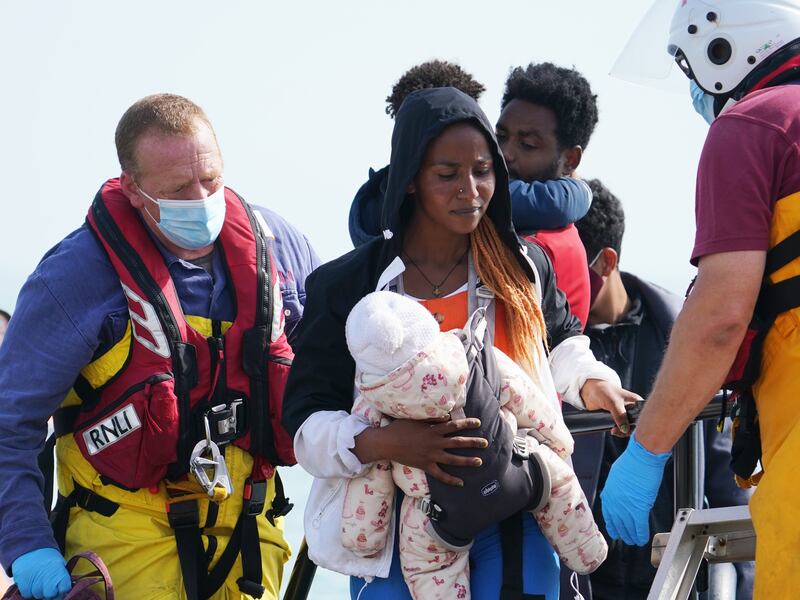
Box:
[692,84,800,265]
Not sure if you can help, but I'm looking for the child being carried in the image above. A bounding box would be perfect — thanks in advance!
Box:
[341,291,607,600]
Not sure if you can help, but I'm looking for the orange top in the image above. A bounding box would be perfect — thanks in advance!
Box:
[418,290,512,359]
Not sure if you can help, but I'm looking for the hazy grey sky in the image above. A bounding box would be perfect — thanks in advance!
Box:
[1,0,706,312]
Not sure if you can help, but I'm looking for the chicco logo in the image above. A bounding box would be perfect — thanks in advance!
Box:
[481,480,500,497]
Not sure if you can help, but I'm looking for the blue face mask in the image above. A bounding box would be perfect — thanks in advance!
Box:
[138,184,226,250]
[690,80,716,125]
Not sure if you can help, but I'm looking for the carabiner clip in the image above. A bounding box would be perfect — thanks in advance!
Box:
[189,415,233,498]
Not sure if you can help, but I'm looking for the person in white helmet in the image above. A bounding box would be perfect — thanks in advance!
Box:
[601,1,800,596]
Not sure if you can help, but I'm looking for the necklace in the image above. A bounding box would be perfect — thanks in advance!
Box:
[403,247,468,298]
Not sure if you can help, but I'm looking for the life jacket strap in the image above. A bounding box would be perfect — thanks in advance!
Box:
[165,495,206,600]
[167,470,290,600]
[236,477,268,598]
[72,374,101,411]
[723,228,800,484]
[49,481,120,554]
[730,390,763,484]
[264,470,293,526]
[52,405,82,438]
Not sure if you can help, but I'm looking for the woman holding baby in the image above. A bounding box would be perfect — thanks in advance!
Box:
[283,87,639,599]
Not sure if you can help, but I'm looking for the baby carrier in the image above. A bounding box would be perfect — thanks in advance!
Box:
[422,307,550,550]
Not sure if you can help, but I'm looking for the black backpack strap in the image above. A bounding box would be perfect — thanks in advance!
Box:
[499,513,523,599]
[38,433,56,513]
[498,513,545,600]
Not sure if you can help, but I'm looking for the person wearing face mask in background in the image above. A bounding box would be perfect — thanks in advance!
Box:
[600,1,800,596]
[563,179,753,600]
[0,94,320,599]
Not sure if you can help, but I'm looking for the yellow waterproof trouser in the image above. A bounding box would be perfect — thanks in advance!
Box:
[746,190,800,597]
[56,437,291,600]
[750,311,800,598]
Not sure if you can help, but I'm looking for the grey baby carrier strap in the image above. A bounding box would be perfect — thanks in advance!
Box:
[386,254,546,550]
[467,254,495,335]
[422,305,547,552]
[388,251,495,330]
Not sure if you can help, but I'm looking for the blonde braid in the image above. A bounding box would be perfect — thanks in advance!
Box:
[470,219,548,375]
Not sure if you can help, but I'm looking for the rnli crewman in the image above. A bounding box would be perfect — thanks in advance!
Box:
[600,1,800,596]
[0,94,320,599]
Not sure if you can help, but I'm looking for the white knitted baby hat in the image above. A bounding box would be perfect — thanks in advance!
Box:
[345,291,441,376]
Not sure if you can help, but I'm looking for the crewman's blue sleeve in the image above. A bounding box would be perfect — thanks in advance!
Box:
[0,273,98,570]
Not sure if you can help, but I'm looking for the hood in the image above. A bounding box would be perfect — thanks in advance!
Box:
[349,165,388,247]
[381,87,520,256]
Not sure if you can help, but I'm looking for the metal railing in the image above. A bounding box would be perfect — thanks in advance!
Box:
[282,394,734,600]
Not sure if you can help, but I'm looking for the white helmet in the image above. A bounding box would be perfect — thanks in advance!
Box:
[667,0,800,94]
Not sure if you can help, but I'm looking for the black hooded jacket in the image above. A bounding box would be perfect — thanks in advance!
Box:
[283,88,580,436]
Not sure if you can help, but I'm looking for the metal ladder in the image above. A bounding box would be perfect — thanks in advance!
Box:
[648,504,755,600]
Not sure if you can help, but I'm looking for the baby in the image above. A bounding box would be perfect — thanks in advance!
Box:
[341,291,606,599]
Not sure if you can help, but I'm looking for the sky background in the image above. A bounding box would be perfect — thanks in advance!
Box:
[1,1,704,597]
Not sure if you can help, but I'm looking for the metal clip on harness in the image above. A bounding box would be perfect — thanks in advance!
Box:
[189,414,233,497]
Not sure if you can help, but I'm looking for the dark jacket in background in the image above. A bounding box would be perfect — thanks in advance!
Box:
[564,272,753,600]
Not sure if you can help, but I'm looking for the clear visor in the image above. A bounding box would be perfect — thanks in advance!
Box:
[610,0,689,93]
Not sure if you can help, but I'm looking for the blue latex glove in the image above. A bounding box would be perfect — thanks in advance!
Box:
[600,432,671,546]
[11,548,71,600]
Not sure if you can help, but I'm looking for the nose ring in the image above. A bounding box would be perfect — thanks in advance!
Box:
[459,188,465,194]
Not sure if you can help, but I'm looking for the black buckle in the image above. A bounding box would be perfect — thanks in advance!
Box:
[237,577,266,598]
[418,497,443,522]
[244,479,267,517]
[265,498,293,522]
[167,499,200,530]
[73,485,120,517]
[205,399,244,446]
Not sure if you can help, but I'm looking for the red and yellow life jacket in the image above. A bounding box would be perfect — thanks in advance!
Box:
[59,178,295,490]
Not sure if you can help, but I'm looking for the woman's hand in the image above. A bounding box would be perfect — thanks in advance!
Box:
[353,417,488,486]
[580,378,642,436]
